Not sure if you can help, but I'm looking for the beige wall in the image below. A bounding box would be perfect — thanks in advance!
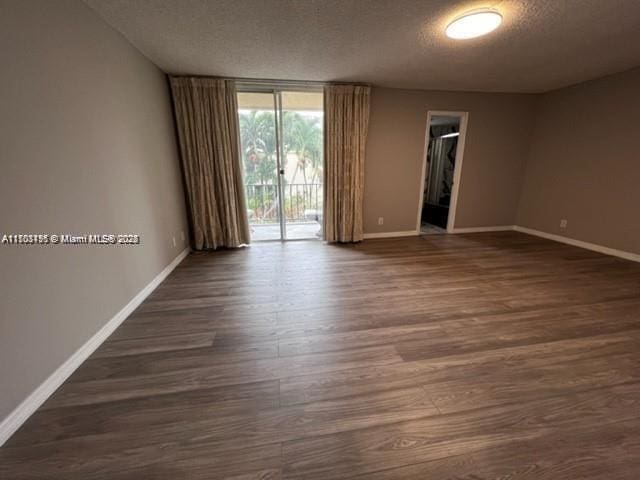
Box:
[364,87,535,233]
[0,1,188,420]
[517,67,640,255]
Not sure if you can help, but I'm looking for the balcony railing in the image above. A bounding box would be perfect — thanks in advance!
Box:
[245,183,323,224]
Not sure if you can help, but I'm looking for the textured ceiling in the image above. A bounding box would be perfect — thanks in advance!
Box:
[85,0,640,93]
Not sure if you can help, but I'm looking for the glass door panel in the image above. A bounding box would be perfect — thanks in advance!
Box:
[237,92,283,241]
[237,88,324,241]
[280,91,324,239]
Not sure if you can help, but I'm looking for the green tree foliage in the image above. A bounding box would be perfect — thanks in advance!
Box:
[239,109,323,222]
[238,110,278,185]
[282,111,323,187]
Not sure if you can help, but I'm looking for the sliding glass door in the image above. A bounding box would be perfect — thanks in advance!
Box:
[237,87,323,241]
[237,91,282,240]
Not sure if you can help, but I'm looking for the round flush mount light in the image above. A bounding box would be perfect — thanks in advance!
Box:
[446,9,503,39]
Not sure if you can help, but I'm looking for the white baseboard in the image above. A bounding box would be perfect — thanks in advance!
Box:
[514,226,640,263]
[450,225,515,234]
[363,226,514,238]
[0,247,190,447]
[359,225,638,264]
[364,230,418,239]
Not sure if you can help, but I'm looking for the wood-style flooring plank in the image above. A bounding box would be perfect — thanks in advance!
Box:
[9,380,281,448]
[44,345,404,408]
[91,331,216,358]
[281,383,640,479]
[2,232,640,479]
[280,330,640,406]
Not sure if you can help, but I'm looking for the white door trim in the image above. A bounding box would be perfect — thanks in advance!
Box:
[416,110,469,234]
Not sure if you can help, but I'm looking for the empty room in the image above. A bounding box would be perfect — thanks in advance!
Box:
[2,0,640,478]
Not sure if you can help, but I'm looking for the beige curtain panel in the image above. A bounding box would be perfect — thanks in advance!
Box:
[170,77,250,250]
[323,84,371,243]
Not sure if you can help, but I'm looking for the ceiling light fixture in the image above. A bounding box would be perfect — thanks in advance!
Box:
[446,9,502,40]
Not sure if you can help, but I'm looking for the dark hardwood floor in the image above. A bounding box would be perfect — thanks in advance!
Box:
[2,231,640,479]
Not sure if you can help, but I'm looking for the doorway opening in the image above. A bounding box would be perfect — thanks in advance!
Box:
[237,86,324,241]
[417,111,468,235]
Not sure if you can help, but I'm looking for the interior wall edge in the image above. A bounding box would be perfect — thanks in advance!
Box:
[514,66,640,256]
[1,0,189,430]
[363,225,639,263]
[363,230,419,239]
[364,87,536,234]
[0,248,190,447]
[514,226,640,263]
[450,226,515,233]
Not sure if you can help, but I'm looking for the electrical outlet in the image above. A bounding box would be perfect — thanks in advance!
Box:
[180,230,185,241]
[560,219,568,229]
[172,236,177,247]
[378,217,384,225]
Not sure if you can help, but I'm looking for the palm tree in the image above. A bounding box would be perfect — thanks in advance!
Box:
[239,109,323,222]
[238,110,277,185]
[283,112,322,205]
[239,110,280,221]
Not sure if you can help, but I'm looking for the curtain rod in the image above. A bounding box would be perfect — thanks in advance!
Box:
[169,74,370,88]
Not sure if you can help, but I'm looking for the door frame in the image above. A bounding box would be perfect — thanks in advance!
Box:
[416,110,469,233]
[272,90,287,240]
